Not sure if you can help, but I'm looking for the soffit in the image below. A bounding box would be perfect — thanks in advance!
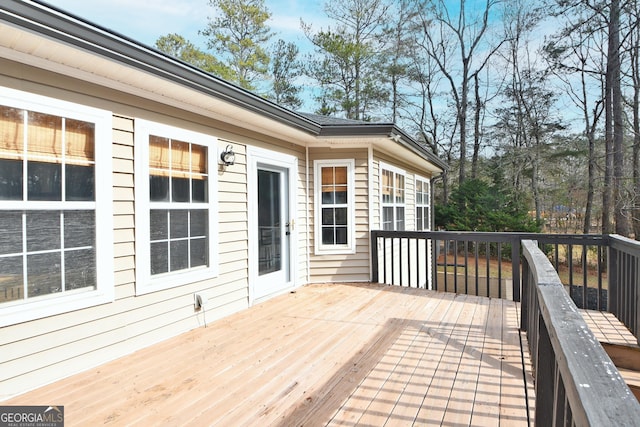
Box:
[0,21,319,145]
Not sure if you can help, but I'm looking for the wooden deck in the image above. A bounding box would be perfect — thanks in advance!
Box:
[6,283,535,426]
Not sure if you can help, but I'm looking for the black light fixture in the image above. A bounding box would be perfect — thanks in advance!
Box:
[220,144,235,166]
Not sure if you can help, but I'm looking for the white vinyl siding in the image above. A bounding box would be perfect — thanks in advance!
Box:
[134,120,218,295]
[0,86,113,327]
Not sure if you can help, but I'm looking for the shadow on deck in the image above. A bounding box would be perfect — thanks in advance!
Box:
[6,283,534,426]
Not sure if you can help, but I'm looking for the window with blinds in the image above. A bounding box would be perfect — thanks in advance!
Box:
[416,177,431,231]
[314,159,355,254]
[0,88,112,325]
[381,164,405,231]
[148,135,209,275]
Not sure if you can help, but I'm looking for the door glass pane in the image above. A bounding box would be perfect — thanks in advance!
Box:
[258,169,281,276]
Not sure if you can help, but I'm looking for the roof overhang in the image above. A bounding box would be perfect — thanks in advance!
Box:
[0,0,446,174]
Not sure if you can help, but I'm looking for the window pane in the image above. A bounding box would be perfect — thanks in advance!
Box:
[28,161,61,201]
[334,167,347,185]
[149,136,169,170]
[27,112,62,159]
[192,178,207,203]
[170,210,189,239]
[382,170,392,203]
[334,186,347,204]
[150,241,168,274]
[26,211,60,252]
[321,167,334,186]
[171,177,190,202]
[335,227,347,244]
[322,208,334,226]
[65,119,94,163]
[190,238,207,267]
[27,252,61,297]
[150,175,169,201]
[417,207,423,231]
[65,248,96,290]
[335,207,347,225]
[190,210,207,237]
[64,211,95,248]
[396,207,405,231]
[150,210,168,240]
[171,140,190,173]
[170,240,188,271]
[396,175,405,203]
[322,227,335,245]
[382,206,393,231]
[0,256,23,302]
[191,145,207,175]
[0,211,23,255]
[0,106,24,158]
[0,159,23,200]
[322,190,334,204]
[66,164,94,201]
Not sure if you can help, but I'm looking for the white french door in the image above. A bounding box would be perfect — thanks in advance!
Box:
[247,148,297,302]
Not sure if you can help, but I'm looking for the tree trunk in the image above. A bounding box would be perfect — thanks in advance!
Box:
[472,73,481,179]
[633,14,640,239]
[610,0,629,236]
[603,1,616,235]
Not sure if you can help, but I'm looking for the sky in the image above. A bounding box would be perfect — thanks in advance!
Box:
[50,0,325,52]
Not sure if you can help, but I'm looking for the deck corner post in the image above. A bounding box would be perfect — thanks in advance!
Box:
[512,237,521,302]
[371,230,379,283]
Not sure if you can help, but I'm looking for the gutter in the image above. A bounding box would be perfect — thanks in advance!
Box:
[3,0,448,172]
[1,0,322,135]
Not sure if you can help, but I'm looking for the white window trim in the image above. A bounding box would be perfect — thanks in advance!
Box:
[134,119,218,295]
[314,159,356,255]
[415,175,431,231]
[0,86,114,327]
[380,162,406,231]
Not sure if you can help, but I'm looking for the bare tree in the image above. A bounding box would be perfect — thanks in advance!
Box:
[544,6,607,234]
[417,0,503,185]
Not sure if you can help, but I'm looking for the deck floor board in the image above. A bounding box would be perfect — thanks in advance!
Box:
[6,283,534,426]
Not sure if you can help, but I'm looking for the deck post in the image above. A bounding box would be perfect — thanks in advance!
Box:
[511,237,521,302]
[371,231,379,283]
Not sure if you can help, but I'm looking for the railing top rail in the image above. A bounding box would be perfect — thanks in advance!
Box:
[372,230,607,245]
[522,240,640,425]
[608,233,640,253]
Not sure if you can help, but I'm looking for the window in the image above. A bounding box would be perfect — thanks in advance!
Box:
[0,87,113,326]
[416,176,431,231]
[314,159,355,254]
[381,163,405,231]
[135,120,217,294]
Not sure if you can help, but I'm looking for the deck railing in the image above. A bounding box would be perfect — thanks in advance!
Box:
[370,230,640,424]
[608,234,640,340]
[521,239,640,425]
[370,230,639,343]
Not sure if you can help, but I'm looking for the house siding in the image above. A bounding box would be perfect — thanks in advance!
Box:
[307,148,370,283]
[0,7,443,398]
[0,73,302,400]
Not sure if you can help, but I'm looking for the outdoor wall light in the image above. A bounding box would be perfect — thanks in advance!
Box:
[220,144,236,166]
